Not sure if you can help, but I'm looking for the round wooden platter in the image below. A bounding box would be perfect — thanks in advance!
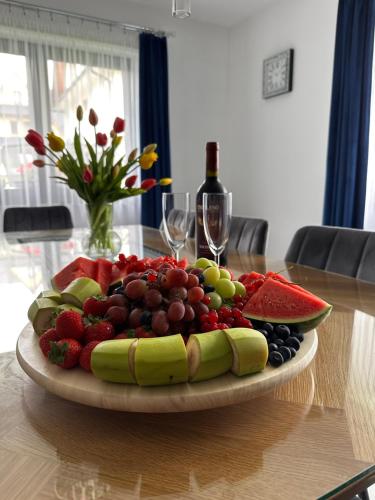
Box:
[17,324,318,413]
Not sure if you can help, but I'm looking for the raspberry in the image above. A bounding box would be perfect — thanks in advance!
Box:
[200,313,209,323]
[217,323,229,330]
[232,308,242,320]
[208,310,218,322]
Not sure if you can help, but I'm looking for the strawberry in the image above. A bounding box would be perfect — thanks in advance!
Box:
[48,339,82,369]
[135,326,156,338]
[79,341,101,372]
[83,296,109,317]
[84,320,115,343]
[114,330,136,339]
[39,328,59,357]
[55,311,85,340]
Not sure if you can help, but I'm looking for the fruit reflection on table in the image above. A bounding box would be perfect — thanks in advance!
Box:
[27,253,331,387]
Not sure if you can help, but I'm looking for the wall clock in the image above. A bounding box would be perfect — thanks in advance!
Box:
[263,49,294,99]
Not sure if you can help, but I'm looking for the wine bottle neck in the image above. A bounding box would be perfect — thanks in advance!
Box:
[206,145,219,178]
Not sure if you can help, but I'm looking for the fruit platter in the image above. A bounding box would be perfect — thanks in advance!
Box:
[17,254,331,412]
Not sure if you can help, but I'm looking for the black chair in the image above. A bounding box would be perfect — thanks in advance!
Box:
[3,206,73,232]
[285,225,375,283]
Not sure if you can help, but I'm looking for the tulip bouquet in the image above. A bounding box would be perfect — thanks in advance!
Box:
[25,106,172,256]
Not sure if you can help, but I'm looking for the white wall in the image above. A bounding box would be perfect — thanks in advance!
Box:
[222,0,338,258]
[22,0,229,203]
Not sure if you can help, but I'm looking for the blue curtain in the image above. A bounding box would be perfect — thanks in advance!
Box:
[323,0,375,227]
[139,33,171,228]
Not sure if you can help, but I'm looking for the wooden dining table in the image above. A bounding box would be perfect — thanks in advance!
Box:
[0,225,374,499]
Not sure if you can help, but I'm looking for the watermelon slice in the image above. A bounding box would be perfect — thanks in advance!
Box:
[51,257,97,292]
[95,259,113,294]
[242,278,332,333]
[51,257,111,294]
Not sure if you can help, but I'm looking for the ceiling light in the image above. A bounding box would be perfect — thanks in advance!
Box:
[172,0,191,19]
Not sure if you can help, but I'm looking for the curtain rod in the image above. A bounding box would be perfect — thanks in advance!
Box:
[0,0,175,37]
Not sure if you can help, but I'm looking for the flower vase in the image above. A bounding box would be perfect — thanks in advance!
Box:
[83,202,121,258]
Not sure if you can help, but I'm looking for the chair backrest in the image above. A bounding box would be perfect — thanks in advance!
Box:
[159,209,195,237]
[285,225,375,282]
[189,214,268,255]
[227,216,268,255]
[3,206,73,232]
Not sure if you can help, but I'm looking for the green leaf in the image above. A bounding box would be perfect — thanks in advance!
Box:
[74,129,84,168]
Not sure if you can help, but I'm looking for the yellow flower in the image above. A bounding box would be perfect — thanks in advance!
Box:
[112,164,120,178]
[139,151,158,170]
[143,143,157,154]
[47,132,65,152]
[159,177,172,186]
[112,136,122,147]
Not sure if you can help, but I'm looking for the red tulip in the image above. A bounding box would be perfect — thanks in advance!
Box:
[96,133,108,147]
[89,109,98,126]
[25,129,44,150]
[83,166,94,183]
[33,159,45,167]
[35,145,46,155]
[113,117,125,134]
[125,175,137,188]
[141,178,157,191]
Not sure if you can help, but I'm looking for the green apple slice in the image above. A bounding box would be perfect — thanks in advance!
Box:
[37,289,63,304]
[224,328,268,376]
[135,334,188,386]
[27,298,59,336]
[186,330,232,382]
[61,277,101,307]
[91,339,138,384]
[56,304,83,315]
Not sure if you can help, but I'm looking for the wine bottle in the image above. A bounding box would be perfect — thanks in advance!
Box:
[195,142,227,265]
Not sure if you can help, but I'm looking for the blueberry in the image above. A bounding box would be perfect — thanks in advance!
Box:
[268,343,279,352]
[275,324,290,340]
[198,274,205,284]
[285,336,301,351]
[289,347,297,358]
[203,285,215,294]
[268,351,284,367]
[113,286,124,295]
[140,311,152,326]
[295,333,304,343]
[258,329,269,341]
[262,322,274,333]
[278,346,292,362]
[274,338,285,347]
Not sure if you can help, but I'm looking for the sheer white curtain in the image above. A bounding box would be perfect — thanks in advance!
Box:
[0,4,140,228]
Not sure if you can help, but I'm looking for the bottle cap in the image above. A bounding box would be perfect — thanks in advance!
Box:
[206,142,219,151]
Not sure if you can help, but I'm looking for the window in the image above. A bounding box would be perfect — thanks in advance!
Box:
[0,26,139,228]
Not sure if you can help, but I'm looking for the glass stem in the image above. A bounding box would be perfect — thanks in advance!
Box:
[215,253,220,266]
[173,247,180,262]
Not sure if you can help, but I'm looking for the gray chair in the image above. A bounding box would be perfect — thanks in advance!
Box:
[3,206,73,232]
[159,209,195,237]
[182,213,268,256]
[285,225,375,283]
[227,216,268,255]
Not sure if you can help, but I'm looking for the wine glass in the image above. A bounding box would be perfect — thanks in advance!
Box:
[162,192,190,261]
[202,192,232,265]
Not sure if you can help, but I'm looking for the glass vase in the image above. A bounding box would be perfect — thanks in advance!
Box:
[83,202,121,258]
